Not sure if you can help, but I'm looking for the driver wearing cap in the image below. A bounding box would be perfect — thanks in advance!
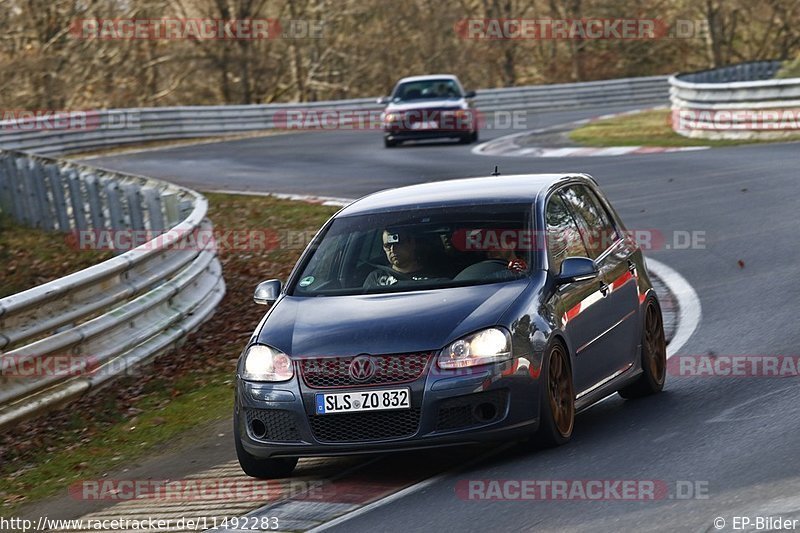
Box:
[363,229,433,288]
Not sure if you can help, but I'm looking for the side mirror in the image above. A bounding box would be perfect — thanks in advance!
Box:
[557,257,599,284]
[376,96,390,104]
[464,90,476,98]
[254,279,282,305]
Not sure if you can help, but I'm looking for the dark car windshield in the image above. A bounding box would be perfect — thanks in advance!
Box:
[392,79,463,101]
[291,204,535,297]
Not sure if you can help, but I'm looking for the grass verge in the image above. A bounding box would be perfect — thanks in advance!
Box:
[0,193,339,514]
[0,217,115,299]
[568,109,800,147]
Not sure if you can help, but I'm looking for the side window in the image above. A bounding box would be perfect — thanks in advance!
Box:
[545,193,590,273]
[561,185,620,259]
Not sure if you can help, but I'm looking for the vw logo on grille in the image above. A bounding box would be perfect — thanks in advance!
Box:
[349,355,376,382]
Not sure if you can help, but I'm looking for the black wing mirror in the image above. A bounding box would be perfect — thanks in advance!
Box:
[557,257,599,284]
[464,90,477,98]
[254,279,282,305]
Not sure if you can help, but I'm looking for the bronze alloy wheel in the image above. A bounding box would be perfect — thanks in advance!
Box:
[619,298,668,399]
[548,344,575,438]
[644,302,667,385]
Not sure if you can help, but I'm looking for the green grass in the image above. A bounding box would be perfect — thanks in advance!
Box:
[0,194,338,514]
[2,372,233,509]
[568,109,800,148]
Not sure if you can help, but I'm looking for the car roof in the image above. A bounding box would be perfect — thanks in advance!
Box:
[395,74,460,84]
[338,174,596,216]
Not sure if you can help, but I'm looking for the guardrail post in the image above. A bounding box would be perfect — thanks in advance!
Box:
[33,159,58,230]
[162,193,180,227]
[142,187,164,232]
[84,173,106,230]
[105,180,126,231]
[2,157,24,223]
[66,169,88,232]
[178,199,193,221]
[45,164,70,232]
[0,154,12,217]
[123,184,144,231]
[18,158,40,227]
[31,160,56,230]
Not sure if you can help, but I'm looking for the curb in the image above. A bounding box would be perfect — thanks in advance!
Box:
[473,106,711,158]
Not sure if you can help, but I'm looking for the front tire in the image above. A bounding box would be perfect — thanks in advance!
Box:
[534,341,575,447]
[234,416,298,479]
[384,137,398,148]
[618,298,667,399]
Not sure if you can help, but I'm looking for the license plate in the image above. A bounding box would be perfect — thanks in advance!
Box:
[315,388,410,414]
[411,121,438,130]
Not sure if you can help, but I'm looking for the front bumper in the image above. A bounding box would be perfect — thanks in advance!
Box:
[235,357,541,458]
[384,129,471,142]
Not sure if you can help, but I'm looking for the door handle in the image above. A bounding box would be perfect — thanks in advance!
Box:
[599,283,610,297]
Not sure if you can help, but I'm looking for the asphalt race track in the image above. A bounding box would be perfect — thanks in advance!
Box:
[87,104,800,532]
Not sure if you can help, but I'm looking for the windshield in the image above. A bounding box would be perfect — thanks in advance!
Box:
[290,204,534,296]
[392,79,463,101]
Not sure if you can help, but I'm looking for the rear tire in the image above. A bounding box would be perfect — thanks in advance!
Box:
[618,298,667,399]
[234,415,298,479]
[534,341,575,447]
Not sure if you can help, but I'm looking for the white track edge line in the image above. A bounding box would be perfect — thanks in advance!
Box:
[646,257,702,357]
[306,442,517,533]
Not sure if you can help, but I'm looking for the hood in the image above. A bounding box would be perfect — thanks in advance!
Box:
[257,279,531,357]
[384,98,466,113]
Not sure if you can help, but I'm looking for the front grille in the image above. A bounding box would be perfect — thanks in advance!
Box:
[435,389,508,431]
[309,408,422,442]
[300,353,432,389]
[245,409,301,441]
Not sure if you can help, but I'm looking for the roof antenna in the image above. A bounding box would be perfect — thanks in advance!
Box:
[490,165,500,177]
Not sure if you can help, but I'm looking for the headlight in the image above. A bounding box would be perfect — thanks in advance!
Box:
[438,328,512,369]
[383,112,399,123]
[242,344,294,382]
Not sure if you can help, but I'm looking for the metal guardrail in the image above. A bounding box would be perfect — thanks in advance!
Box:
[0,76,668,156]
[0,150,225,429]
[0,74,668,428]
[669,60,800,139]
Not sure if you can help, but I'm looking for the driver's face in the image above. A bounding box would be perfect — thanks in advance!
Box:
[382,231,415,270]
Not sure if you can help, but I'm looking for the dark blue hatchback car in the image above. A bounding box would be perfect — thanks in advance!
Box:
[234,173,667,478]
